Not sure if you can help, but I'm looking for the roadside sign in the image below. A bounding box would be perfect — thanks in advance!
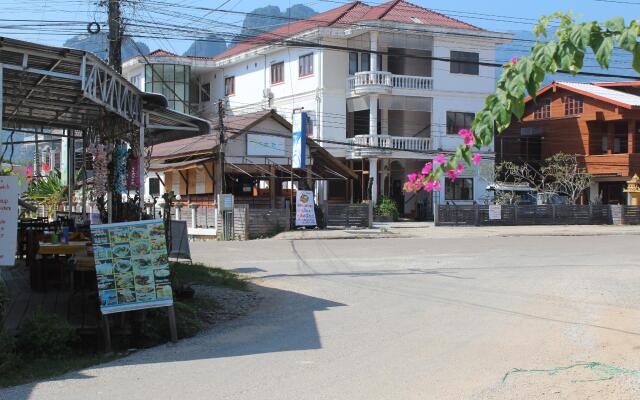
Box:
[489,205,502,220]
[90,219,173,315]
[296,190,317,226]
[0,176,18,266]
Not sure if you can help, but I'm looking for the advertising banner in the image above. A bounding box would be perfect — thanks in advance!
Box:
[90,219,173,315]
[126,156,140,189]
[292,112,307,169]
[488,205,502,220]
[295,190,317,226]
[0,176,18,266]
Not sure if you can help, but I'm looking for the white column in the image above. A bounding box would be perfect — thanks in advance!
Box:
[191,206,198,228]
[370,158,378,204]
[369,94,378,136]
[370,31,378,72]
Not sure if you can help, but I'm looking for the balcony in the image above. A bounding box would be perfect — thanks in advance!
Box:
[347,134,432,159]
[347,71,433,96]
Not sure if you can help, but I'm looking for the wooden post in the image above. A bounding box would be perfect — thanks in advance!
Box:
[167,305,178,343]
[102,315,112,354]
[628,120,636,154]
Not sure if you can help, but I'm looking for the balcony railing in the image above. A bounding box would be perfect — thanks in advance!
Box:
[347,134,432,158]
[347,71,433,94]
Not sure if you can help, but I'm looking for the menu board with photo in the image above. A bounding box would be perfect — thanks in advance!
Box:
[90,219,173,315]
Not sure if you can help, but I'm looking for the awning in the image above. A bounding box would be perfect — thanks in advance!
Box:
[148,156,213,172]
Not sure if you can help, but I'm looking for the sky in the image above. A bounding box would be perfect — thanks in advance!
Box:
[1,0,637,54]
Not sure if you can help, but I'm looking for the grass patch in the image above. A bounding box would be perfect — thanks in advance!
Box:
[171,262,247,291]
[0,353,120,388]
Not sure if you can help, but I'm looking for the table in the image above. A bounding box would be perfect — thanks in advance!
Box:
[34,241,93,291]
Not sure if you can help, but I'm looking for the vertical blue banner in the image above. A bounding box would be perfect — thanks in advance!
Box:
[292,112,307,169]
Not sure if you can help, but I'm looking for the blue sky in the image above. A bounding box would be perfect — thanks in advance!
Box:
[1,0,636,54]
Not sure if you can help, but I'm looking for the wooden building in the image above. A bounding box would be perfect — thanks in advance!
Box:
[147,110,354,208]
[499,81,640,204]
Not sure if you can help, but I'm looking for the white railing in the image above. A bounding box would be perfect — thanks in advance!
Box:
[347,134,432,158]
[347,71,433,93]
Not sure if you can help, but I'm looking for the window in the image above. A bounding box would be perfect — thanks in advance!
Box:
[450,51,479,75]
[445,178,474,201]
[129,74,142,90]
[196,168,205,194]
[299,53,314,77]
[361,52,370,72]
[144,64,191,113]
[349,52,358,75]
[171,171,180,195]
[446,111,475,135]
[271,62,284,84]
[148,177,160,196]
[200,82,210,102]
[564,96,583,116]
[224,76,235,96]
[534,98,551,119]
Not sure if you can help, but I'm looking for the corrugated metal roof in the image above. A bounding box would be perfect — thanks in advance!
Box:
[558,81,640,108]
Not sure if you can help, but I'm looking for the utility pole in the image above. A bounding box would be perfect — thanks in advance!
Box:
[217,99,226,194]
[108,0,123,73]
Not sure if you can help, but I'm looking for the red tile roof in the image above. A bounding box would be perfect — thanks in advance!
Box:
[214,0,483,61]
[147,49,179,57]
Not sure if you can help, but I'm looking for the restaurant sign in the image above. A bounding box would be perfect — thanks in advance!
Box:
[90,219,173,315]
[0,176,18,266]
[295,190,317,227]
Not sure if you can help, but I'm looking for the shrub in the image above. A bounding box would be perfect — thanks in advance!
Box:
[17,312,76,357]
[140,301,205,346]
[375,196,400,219]
[0,330,17,373]
[0,280,8,320]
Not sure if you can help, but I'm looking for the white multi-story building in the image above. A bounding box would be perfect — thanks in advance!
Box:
[123,0,511,218]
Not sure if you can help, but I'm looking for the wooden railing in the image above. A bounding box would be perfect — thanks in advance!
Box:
[347,71,433,92]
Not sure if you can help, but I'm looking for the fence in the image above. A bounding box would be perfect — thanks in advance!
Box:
[325,204,369,228]
[434,204,635,226]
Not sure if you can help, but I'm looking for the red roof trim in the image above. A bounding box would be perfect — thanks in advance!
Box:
[593,81,640,87]
[525,81,638,110]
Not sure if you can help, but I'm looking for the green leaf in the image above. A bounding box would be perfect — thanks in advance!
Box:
[605,17,625,32]
[633,46,640,73]
[619,25,639,52]
[591,35,614,68]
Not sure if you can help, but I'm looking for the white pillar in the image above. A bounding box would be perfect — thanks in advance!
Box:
[370,32,378,72]
[191,205,198,228]
[370,158,378,204]
[369,94,378,136]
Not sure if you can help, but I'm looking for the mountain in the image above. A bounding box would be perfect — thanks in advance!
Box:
[497,30,639,85]
[63,32,150,61]
[240,4,316,37]
[183,33,228,57]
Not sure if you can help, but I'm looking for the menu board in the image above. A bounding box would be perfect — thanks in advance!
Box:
[90,219,173,315]
[0,176,18,266]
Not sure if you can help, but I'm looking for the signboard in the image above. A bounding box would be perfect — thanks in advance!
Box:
[218,194,234,211]
[126,156,140,189]
[247,134,286,156]
[169,220,191,261]
[295,190,317,226]
[0,176,18,266]
[292,112,307,169]
[489,205,502,220]
[90,219,173,315]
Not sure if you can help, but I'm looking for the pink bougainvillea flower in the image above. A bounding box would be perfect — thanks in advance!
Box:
[434,154,447,164]
[458,129,475,146]
[446,169,459,181]
[421,162,433,175]
[433,180,441,190]
[403,182,415,192]
[456,164,465,174]
[424,180,435,192]
[511,57,519,64]
[407,173,418,183]
[472,153,482,165]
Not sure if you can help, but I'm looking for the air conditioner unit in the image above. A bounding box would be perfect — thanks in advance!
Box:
[263,88,274,99]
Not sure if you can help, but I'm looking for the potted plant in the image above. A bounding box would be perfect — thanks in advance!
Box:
[374,196,400,222]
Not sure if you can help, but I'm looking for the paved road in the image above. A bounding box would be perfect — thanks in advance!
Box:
[4,234,640,399]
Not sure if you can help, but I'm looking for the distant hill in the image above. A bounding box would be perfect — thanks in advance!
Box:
[497,30,639,85]
[183,33,228,58]
[63,32,150,61]
[240,4,316,38]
